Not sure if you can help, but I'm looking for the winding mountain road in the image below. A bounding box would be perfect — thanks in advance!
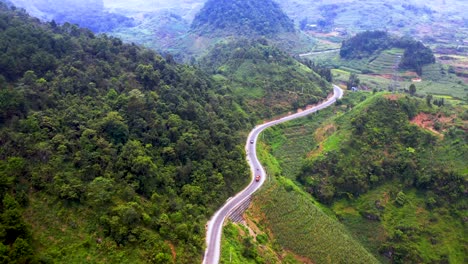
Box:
[202,85,343,264]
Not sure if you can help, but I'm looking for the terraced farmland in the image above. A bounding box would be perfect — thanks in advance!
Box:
[368,49,404,74]
[254,177,380,264]
[261,107,336,180]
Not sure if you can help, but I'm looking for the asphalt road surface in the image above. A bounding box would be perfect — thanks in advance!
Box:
[202,85,344,264]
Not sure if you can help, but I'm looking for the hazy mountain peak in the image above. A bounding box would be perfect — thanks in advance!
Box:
[191,0,295,37]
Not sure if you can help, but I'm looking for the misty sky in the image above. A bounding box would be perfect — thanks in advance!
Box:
[103,0,204,12]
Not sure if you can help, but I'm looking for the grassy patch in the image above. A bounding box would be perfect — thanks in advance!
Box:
[262,107,335,179]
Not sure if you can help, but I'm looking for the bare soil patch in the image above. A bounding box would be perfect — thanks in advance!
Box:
[410,112,456,137]
[383,94,402,101]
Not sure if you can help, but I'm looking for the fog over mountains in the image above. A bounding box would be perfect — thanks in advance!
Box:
[11,0,104,19]
[9,0,134,32]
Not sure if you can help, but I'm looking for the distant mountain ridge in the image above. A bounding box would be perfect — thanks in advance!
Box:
[191,0,295,37]
[9,0,132,32]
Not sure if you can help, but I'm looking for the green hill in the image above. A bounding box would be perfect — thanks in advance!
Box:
[340,31,435,75]
[198,39,332,118]
[239,92,467,263]
[297,94,467,262]
[180,0,314,62]
[191,0,295,37]
[0,3,251,262]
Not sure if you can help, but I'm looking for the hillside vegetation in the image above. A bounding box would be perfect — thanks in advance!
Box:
[218,122,380,263]
[0,3,251,262]
[198,39,331,118]
[254,177,379,264]
[253,92,466,263]
[340,31,435,75]
[296,94,467,263]
[300,95,466,204]
[191,0,295,37]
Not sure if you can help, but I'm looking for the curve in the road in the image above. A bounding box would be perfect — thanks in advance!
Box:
[203,85,344,264]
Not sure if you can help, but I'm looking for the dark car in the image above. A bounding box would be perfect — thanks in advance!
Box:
[250,140,254,144]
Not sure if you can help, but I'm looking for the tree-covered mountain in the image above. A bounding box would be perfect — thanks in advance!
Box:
[0,2,252,262]
[340,31,435,75]
[191,0,295,37]
[198,39,332,118]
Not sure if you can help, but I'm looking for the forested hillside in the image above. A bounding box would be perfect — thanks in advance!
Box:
[340,31,435,75]
[198,39,332,118]
[191,0,295,37]
[299,94,467,262]
[0,3,251,262]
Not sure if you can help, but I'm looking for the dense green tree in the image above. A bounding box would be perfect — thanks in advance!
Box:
[409,83,416,96]
[1,194,31,246]
[0,243,10,264]
[426,94,433,107]
[9,237,33,263]
[87,177,114,207]
[99,111,129,145]
[347,73,360,90]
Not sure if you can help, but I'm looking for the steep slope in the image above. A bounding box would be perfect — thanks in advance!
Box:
[163,0,316,62]
[0,3,250,263]
[198,39,332,118]
[191,0,295,37]
[237,92,466,263]
[298,94,467,262]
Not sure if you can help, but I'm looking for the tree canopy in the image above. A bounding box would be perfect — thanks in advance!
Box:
[0,2,251,262]
[300,96,466,206]
[191,0,295,37]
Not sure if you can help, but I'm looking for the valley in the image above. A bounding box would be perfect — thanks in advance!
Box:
[0,0,466,263]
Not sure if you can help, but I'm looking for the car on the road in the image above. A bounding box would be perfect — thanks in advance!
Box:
[255,175,261,182]
[250,140,254,144]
